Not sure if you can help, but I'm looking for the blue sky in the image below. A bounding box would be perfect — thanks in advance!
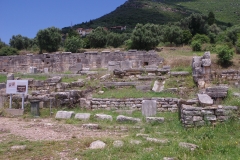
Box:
[0,0,127,44]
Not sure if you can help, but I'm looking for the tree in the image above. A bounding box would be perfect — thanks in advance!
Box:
[131,23,161,50]
[88,27,108,48]
[9,34,31,50]
[106,32,127,48]
[187,13,208,36]
[192,34,210,44]
[0,38,7,49]
[64,36,84,53]
[217,45,234,64]
[182,30,192,44]
[163,25,183,45]
[36,27,62,53]
[208,11,215,25]
[191,40,202,51]
[225,25,240,45]
[0,46,18,56]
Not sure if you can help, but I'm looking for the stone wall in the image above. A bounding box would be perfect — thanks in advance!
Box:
[0,50,163,73]
[180,104,238,128]
[212,70,240,82]
[90,97,179,112]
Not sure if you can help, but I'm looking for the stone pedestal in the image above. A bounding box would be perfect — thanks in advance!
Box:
[142,100,157,117]
[30,100,40,117]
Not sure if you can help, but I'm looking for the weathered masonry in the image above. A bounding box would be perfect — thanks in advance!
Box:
[0,50,163,73]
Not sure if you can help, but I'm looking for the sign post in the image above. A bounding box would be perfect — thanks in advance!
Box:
[6,80,28,110]
[9,94,12,109]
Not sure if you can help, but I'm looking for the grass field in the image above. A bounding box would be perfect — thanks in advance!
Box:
[1,110,240,160]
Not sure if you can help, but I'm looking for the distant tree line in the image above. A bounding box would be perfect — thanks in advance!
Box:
[1,12,240,64]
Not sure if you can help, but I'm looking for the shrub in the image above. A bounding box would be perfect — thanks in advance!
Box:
[217,45,234,64]
[191,40,202,51]
[192,34,210,44]
[236,39,240,54]
[0,46,18,56]
[64,36,84,53]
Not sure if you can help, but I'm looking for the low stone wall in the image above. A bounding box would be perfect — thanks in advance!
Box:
[180,104,238,128]
[0,50,163,73]
[212,70,240,82]
[90,97,179,112]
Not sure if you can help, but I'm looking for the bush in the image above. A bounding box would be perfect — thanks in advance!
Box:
[192,34,210,44]
[64,36,84,53]
[0,46,18,56]
[236,39,240,54]
[217,45,234,64]
[191,40,202,51]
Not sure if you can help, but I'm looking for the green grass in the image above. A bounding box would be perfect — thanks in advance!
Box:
[15,73,49,81]
[222,88,240,106]
[0,74,6,83]
[93,87,178,99]
[61,75,86,83]
[1,111,240,160]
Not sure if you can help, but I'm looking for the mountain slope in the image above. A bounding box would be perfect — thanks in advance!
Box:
[62,0,240,32]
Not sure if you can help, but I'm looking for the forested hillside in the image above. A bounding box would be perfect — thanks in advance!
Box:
[62,0,240,32]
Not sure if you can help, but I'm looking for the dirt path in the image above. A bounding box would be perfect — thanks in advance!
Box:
[0,117,121,141]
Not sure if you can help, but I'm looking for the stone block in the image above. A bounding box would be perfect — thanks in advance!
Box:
[82,123,99,129]
[75,113,91,120]
[55,111,75,119]
[116,115,141,123]
[204,115,216,121]
[142,100,157,117]
[94,114,113,121]
[146,117,164,123]
[193,116,203,121]
[5,109,24,116]
[44,68,48,73]
[179,142,198,151]
[120,60,132,70]
[89,140,106,149]
[152,80,165,92]
[7,73,14,80]
[198,94,213,106]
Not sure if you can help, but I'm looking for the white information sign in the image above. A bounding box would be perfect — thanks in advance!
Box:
[6,80,28,94]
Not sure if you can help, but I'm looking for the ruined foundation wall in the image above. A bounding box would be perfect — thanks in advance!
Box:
[91,98,179,112]
[0,51,163,73]
[180,105,238,128]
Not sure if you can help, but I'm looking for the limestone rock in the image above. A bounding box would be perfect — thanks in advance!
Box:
[55,111,75,119]
[116,115,141,123]
[7,73,14,80]
[152,80,165,92]
[142,100,157,117]
[113,140,124,147]
[197,94,213,106]
[94,114,113,121]
[11,145,27,151]
[146,117,164,123]
[75,113,91,120]
[89,140,106,149]
[179,142,198,151]
[82,123,99,129]
[146,137,169,144]
[46,76,62,83]
[130,140,142,145]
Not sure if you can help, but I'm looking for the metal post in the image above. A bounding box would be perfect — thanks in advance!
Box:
[9,94,12,109]
[50,98,52,116]
[21,94,24,110]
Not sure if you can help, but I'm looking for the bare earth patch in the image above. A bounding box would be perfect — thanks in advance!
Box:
[0,117,122,141]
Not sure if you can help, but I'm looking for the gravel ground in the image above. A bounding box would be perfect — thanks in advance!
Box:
[0,117,121,141]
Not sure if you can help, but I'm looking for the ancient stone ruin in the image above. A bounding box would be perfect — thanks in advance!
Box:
[0,50,163,73]
[0,50,239,128]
